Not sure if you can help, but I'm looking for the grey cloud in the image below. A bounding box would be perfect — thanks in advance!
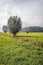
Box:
[0,0,43,32]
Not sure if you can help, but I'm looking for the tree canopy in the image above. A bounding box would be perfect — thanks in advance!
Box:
[8,16,22,35]
[2,25,8,33]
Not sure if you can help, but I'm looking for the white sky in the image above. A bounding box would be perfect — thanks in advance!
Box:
[0,0,43,32]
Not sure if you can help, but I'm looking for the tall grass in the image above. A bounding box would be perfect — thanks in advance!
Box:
[0,32,43,65]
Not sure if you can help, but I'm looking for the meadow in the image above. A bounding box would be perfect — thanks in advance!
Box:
[0,32,43,65]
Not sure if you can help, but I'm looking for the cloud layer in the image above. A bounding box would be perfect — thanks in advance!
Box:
[0,0,43,31]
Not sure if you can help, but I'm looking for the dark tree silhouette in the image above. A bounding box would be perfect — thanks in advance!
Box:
[2,25,8,33]
[8,16,22,36]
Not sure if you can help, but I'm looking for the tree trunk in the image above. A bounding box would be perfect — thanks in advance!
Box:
[13,34,16,38]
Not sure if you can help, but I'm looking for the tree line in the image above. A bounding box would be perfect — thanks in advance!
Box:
[2,15,43,36]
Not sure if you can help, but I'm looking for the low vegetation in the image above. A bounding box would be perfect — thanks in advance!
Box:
[0,32,43,65]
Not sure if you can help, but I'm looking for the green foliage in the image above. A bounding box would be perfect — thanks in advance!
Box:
[2,25,8,33]
[8,16,22,35]
[0,32,43,65]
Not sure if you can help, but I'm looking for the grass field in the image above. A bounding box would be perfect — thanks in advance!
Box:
[0,32,43,65]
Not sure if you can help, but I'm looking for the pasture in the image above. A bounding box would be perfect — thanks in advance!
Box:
[0,32,43,65]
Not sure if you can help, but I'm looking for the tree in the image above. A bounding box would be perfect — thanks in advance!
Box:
[2,25,8,33]
[26,31,29,33]
[8,16,22,36]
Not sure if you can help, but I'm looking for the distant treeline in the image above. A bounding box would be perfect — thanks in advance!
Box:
[21,26,43,32]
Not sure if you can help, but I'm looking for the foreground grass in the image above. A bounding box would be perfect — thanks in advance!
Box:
[0,32,43,65]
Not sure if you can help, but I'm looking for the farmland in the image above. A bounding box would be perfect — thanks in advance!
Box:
[0,32,43,65]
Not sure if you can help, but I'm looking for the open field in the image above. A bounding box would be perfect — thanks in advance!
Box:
[0,32,43,65]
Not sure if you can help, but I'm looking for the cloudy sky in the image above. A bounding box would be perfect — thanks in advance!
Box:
[0,0,43,32]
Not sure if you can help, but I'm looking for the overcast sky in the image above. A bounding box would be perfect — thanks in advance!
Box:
[0,0,43,32]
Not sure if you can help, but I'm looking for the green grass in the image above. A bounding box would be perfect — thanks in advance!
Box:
[0,32,43,65]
